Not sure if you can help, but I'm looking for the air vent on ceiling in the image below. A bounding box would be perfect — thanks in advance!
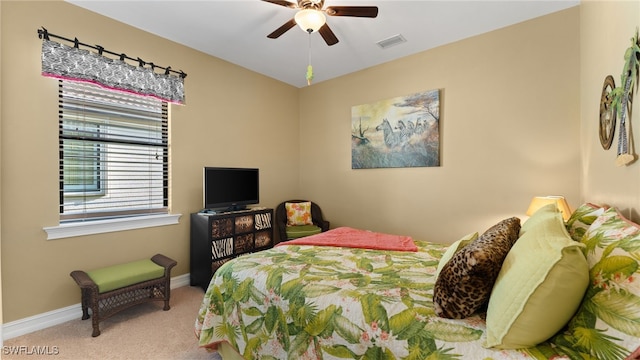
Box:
[376,34,406,49]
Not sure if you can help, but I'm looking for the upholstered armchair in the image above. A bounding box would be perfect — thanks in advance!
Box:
[276,200,330,242]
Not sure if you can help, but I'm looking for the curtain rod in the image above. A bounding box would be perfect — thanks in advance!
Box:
[37,27,187,78]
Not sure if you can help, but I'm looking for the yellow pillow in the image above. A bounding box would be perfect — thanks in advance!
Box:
[285,202,313,226]
[434,232,478,278]
[484,204,589,349]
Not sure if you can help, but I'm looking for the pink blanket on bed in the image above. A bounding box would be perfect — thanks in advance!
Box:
[278,226,417,252]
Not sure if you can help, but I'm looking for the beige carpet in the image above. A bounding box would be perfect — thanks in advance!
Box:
[3,286,222,360]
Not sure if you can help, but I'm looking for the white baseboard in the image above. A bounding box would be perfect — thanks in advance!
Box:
[170,273,191,288]
[2,273,192,341]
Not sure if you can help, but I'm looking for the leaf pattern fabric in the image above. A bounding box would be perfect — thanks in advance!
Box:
[551,207,640,359]
[565,203,606,242]
[195,226,640,359]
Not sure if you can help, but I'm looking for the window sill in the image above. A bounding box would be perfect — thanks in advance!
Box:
[43,214,182,240]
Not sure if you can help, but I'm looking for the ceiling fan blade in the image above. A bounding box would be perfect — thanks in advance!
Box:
[318,23,339,46]
[261,0,298,9]
[267,19,297,39]
[325,6,378,18]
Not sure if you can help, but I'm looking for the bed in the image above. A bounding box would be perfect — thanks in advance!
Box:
[195,203,640,360]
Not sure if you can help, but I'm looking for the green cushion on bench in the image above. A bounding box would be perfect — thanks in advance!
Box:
[286,224,322,239]
[87,259,165,293]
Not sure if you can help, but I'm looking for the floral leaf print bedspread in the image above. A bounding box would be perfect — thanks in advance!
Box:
[196,241,525,359]
[195,233,640,359]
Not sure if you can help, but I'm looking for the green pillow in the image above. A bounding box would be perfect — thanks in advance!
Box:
[485,204,588,349]
[520,203,557,235]
[434,232,478,278]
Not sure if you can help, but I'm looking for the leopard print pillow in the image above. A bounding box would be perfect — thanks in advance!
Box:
[433,217,521,319]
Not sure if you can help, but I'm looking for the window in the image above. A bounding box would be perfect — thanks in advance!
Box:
[58,81,168,222]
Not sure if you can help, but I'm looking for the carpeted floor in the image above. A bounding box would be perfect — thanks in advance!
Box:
[3,286,222,360]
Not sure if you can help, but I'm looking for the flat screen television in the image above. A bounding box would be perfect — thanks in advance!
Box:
[203,167,259,212]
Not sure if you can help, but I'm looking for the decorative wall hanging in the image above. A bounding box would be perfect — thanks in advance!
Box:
[607,28,639,166]
[37,28,186,104]
[351,89,440,169]
[599,75,616,150]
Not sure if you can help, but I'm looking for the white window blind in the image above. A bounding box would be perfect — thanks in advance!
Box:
[59,80,168,222]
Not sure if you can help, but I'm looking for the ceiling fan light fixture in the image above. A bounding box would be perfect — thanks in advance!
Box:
[295,9,326,33]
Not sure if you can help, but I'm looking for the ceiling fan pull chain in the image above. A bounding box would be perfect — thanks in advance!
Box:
[306,31,314,85]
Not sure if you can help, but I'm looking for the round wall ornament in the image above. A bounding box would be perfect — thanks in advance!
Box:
[599,75,617,150]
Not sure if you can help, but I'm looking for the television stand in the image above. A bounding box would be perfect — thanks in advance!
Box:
[190,207,274,290]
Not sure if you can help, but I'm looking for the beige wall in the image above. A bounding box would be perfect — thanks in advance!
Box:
[580,0,640,220]
[298,8,581,242]
[0,1,299,322]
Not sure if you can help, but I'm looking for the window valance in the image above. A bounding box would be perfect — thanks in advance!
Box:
[40,35,186,104]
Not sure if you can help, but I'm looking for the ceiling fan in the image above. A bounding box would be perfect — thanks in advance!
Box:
[263,0,379,46]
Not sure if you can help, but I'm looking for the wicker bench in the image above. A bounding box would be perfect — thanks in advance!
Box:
[70,254,177,337]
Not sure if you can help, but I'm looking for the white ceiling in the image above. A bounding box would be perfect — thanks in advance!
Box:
[65,0,580,88]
